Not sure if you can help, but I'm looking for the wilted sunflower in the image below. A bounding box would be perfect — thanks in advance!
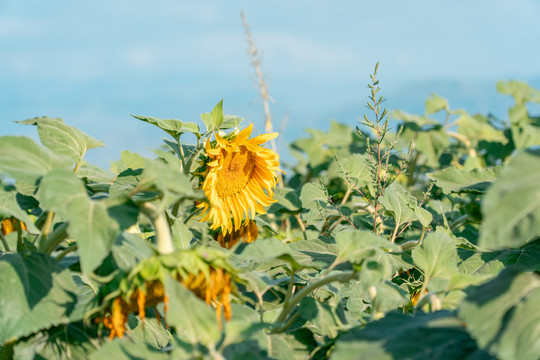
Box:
[198,124,281,235]
[215,219,258,249]
[1,218,27,236]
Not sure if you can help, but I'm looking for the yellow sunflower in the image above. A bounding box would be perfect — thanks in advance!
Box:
[198,124,281,235]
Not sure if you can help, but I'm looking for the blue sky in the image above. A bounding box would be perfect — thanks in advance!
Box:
[1,1,540,169]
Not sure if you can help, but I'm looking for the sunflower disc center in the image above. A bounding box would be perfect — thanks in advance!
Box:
[216,146,256,197]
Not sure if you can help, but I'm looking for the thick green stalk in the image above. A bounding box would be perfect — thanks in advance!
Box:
[139,202,174,254]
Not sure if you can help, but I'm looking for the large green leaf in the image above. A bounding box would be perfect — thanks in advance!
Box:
[380,181,432,228]
[428,166,500,194]
[18,117,103,162]
[0,136,71,194]
[458,268,540,360]
[479,149,540,249]
[164,275,221,345]
[37,169,119,273]
[412,229,458,280]
[0,252,77,345]
[333,311,483,360]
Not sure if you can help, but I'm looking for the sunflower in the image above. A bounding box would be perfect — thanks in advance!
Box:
[198,124,281,235]
[1,218,27,236]
[215,219,258,249]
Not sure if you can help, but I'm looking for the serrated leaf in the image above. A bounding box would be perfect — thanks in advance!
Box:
[428,166,500,194]
[380,182,432,227]
[479,149,540,250]
[0,252,77,345]
[37,169,119,273]
[0,136,72,194]
[458,269,540,360]
[132,114,199,139]
[300,182,327,209]
[412,229,458,280]
[200,100,224,132]
[333,311,481,360]
[221,114,244,129]
[18,117,103,162]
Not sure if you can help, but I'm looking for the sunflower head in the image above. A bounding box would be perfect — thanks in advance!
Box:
[215,219,258,249]
[197,124,281,235]
[1,218,27,236]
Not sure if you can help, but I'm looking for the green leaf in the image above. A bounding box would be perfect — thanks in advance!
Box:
[456,114,507,144]
[0,252,77,345]
[425,93,449,115]
[333,311,481,360]
[459,240,540,278]
[164,275,221,345]
[18,117,103,162]
[111,150,147,174]
[137,159,199,207]
[412,229,458,280]
[89,338,168,360]
[428,166,500,194]
[112,233,154,272]
[268,187,301,213]
[329,153,371,186]
[221,114,244,129]
[13,323,97,360]
[336,229,398,266]
[497,80,540,105]
[479,149,540,249]
[0,136,72,194]
[37,169,119,273]
[200,100,224,132]
[458,268,540,360]
[300,182,327,210]
[131,114,199,139]
[0,188,40,234]
[380,182,432,227]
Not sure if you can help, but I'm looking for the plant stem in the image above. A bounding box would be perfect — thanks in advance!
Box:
[41,222,69,254]
[139,202,174,254]
[282,268,296,308]
[0,232,10,252]
[39,211,55,250]
[56,243,78,261]
[270,271,356,333]
[294,214,307,240]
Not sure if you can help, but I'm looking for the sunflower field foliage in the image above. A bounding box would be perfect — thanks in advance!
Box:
[1,65,540,360]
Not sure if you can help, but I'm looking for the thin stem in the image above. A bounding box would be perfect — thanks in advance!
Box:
[270,271,356,332]
[56,243,78,261]
[139,202,174,254]
[282,268,296,308]
[0,232,10,252]
[340,184,353,205]
[390,221,400,243]
[176,138,186,171]
[294,214,307,240]
[15,219,23,252]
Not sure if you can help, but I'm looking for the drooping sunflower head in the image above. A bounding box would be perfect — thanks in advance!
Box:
[215,219,258,249]
[198,124,281,235]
